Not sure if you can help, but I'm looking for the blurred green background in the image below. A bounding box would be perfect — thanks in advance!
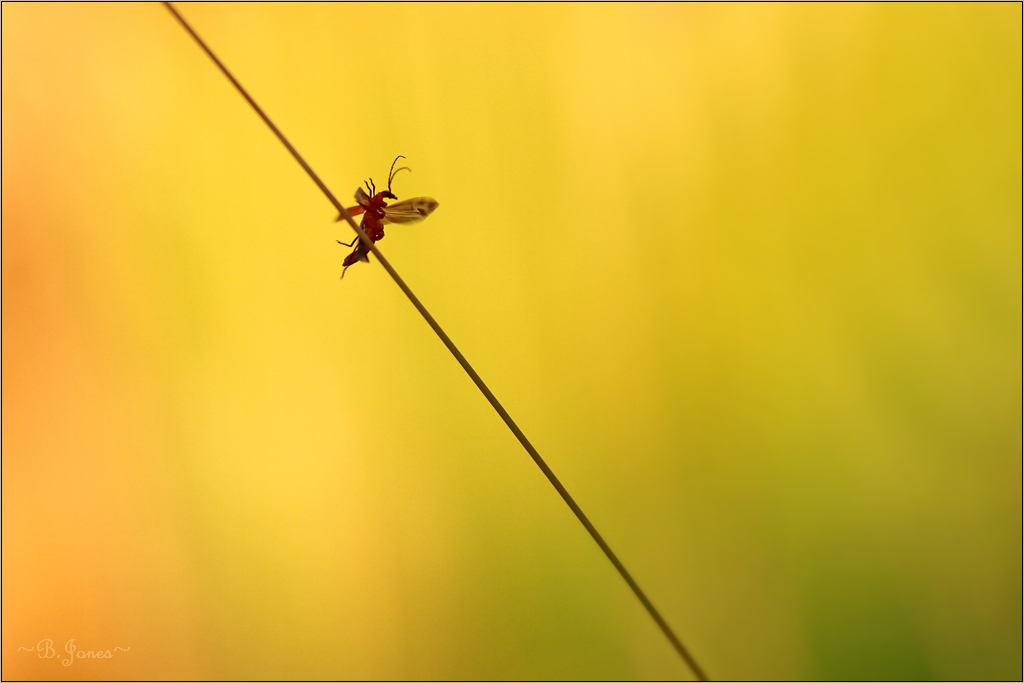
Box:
[3,3,1020,680]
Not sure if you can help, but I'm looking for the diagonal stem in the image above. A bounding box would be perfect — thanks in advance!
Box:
[162,3,708,679]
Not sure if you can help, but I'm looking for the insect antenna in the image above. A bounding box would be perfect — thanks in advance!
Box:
[387,154,405,179]
[387,155,411,194]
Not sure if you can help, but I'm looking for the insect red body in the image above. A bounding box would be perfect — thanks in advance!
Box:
[337,156,439,278]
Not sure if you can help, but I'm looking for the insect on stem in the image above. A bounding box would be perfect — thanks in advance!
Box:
[162,3,708,680]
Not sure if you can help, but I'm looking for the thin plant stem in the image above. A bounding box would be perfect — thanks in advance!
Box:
[162,4,708,679]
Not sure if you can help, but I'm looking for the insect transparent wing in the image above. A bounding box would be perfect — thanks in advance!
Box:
[382,197,439,224]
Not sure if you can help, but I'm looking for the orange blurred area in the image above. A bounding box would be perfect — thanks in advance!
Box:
[3,3,1021,679]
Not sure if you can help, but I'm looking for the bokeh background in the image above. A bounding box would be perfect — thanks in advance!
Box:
[3,3,1021,680]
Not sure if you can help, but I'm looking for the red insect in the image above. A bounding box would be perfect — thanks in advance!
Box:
[336,156,439,278]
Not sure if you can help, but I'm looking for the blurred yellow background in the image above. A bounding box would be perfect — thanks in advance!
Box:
[3,3,1020,679]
